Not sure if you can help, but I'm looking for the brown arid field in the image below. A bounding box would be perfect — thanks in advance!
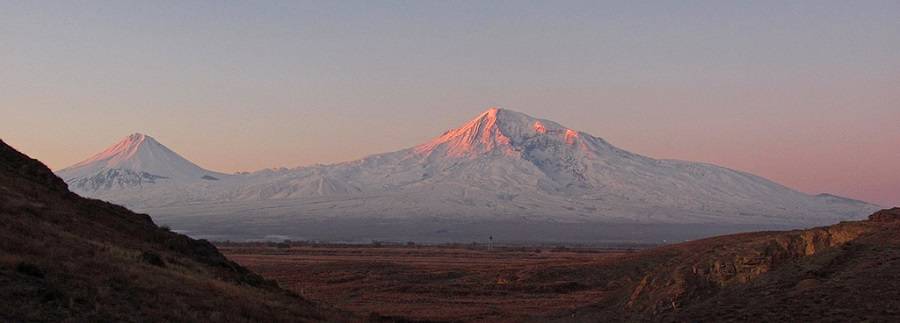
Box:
[220,243,635,322]
[223,207,900,322]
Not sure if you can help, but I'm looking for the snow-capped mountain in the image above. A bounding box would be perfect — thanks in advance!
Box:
[57,109,879,231]
[57,133,225,192]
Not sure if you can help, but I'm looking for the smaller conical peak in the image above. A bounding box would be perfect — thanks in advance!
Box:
[57,132,217,180]
[108,133,162,152]
[127,133,147,141]
[121,133,145,146]
[69,133,161,169]
[123,133,160,145]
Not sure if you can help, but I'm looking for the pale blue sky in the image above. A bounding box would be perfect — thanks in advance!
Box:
[1,1,898,205]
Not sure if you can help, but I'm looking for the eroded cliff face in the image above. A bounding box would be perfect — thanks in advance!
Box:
[616,209,900,320]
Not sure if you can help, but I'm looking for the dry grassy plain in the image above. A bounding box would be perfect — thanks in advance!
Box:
[221,244,633,322]
[220,209,900,322]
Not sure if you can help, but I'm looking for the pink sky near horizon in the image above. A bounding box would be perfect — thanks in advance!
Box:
[1,1,898,207]
[4,96,898,207]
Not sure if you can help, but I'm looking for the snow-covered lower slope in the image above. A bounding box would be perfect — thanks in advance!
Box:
[57,109,879,227]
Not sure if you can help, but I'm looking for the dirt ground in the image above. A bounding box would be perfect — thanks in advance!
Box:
[219,212,900,323]
[221,244,630,322]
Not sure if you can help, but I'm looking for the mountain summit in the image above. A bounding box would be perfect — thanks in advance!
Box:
[57,108,879,241]
[57,133,223,192]
[414,108,606,159]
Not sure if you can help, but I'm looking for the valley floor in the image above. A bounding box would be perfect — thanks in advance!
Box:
[220,209,900,322]
[220,244,631,322]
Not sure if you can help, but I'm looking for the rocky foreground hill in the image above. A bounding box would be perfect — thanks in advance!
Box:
[553,208,900,322]
[0,139,346,322]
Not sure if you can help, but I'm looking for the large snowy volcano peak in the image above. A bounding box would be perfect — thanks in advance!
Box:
[413,107,605,159]
[57,133,223,187]
[58,108,879,227]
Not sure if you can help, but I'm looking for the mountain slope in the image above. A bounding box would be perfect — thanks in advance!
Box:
[0,139,345,322]
[57,133,224,192]
[58,109,878,240]
[194,108,876,224]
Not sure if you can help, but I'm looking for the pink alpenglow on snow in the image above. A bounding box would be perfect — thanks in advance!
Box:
[414,108,597,159]
[55,108,879,229]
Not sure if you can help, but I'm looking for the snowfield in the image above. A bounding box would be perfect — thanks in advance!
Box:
[56,108,879,241]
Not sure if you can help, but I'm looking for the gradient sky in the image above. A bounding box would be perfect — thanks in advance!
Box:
[1,1,898,206]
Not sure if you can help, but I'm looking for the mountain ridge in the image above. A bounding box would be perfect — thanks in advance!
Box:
[55,108,880,240]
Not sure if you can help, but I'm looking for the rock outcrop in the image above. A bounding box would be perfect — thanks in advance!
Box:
[869,207,900,222]
[556,207,900,322]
